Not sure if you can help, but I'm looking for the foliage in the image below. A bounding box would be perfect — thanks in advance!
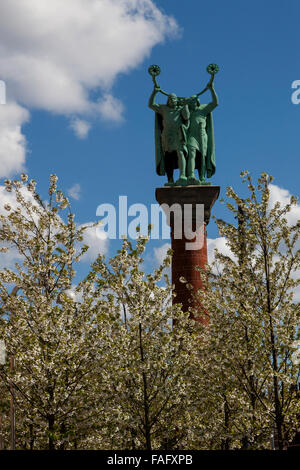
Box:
[193,172,300,449]
[81,237,200,450]
[0,175,98,449]
[0,172,299,450]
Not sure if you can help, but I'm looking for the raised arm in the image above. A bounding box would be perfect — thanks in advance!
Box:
[148,86,162,113]
[203,83,219,114]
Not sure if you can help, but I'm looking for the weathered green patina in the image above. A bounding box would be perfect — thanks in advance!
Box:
[148,64,219,186]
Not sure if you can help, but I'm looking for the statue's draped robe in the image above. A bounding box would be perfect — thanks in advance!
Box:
[154,105,216,179]
[187,104,216,178]
[205,112,216,178]
[154,105,189,176]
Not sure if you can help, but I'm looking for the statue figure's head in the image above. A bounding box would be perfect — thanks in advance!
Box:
[189,95,200,110]
[167,93,178,108]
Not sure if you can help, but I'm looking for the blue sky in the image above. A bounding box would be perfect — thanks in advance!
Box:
[0,0,300,277]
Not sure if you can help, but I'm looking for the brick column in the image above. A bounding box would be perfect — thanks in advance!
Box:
[156,186,220,320]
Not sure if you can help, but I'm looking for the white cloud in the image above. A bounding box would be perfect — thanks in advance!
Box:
[0,184,37,269]
[0,102,29,177]
[63,288,77,302]
[0,184,35,216]
[207,236,233,264]
[67,183,81,201]
[96,94,125,122]
[268,183,300,226]
[69,119,91,139]
[154,242,171,266]
[0,0,178,117]
[0,245,23,270]
[268,184,300,301]
[80,222,109,262]
[0,0,178,175]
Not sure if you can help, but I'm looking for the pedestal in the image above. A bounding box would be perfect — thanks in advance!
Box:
[156,186,220,320]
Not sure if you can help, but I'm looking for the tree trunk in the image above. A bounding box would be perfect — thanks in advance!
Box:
[139,323,152,450]
[29,423,34,450]
[221,394,231,450]
[48,414,55,450]
[0,416,4,450]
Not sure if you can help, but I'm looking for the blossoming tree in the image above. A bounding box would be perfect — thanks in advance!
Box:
[194,172,300,449]
[0,175,99,449]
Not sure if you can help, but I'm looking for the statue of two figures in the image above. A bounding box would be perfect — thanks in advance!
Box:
[148,64,219,186]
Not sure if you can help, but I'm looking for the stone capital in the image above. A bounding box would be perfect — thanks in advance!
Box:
[155,186,220,225]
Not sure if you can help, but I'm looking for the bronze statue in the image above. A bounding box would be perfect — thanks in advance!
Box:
[148,88,190,186]
[148,64,219,186]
